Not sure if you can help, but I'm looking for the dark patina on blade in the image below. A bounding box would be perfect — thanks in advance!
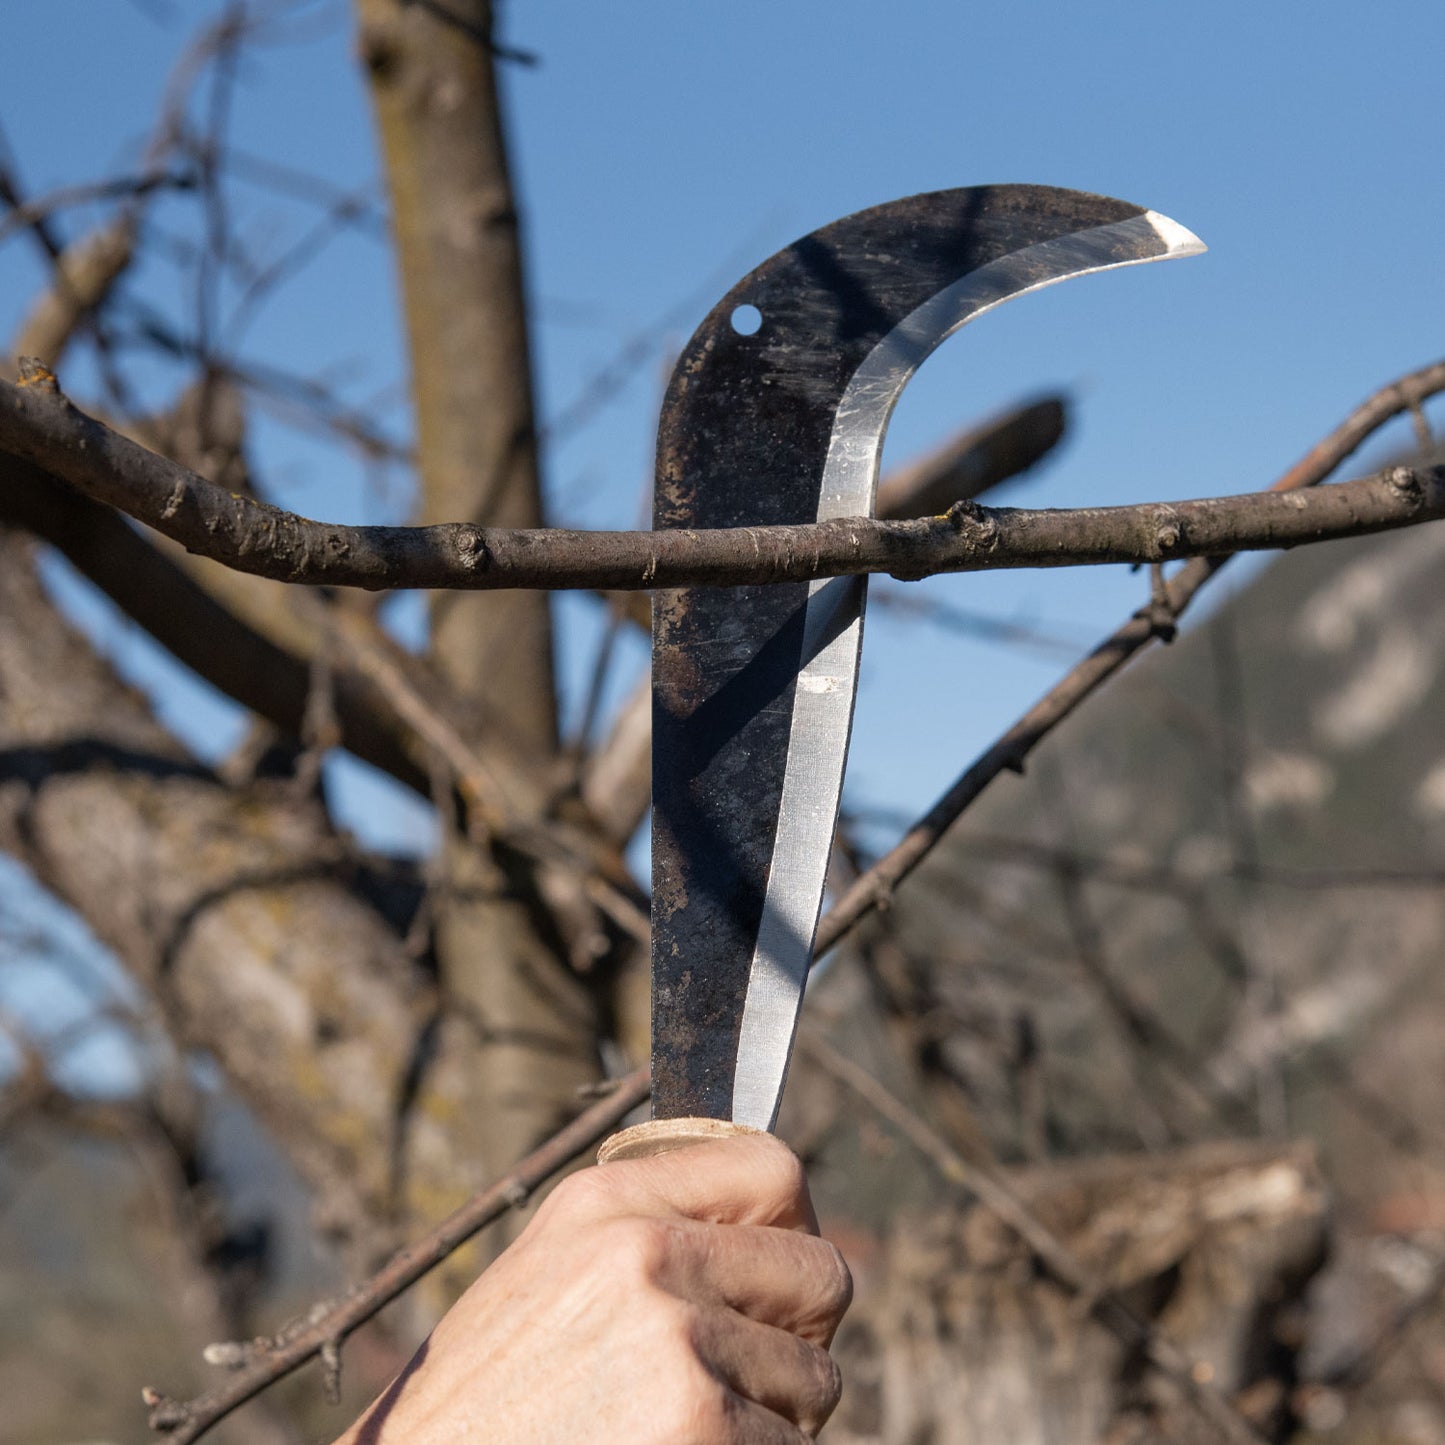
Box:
[651,185,1203,1129]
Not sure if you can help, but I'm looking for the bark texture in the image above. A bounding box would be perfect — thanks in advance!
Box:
[352,0,604,1212]
[0,529,496,1281]
[828,1144,1326,1444]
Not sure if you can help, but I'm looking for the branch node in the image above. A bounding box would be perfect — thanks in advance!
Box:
[202,1339,252,1370]
[1153,508,1183,558]
[1388,465,1423,501]
[15,356,60,395]
[357,21,401,80]
[142,1386,191,1432]
[944,498,988,535]
[502,1178,531,1207]
[456,524,488,573]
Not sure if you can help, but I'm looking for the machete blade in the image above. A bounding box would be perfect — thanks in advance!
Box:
[651,185,1203,1130]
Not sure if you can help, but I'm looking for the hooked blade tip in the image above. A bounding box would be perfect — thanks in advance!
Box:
[1144,209,1208,259]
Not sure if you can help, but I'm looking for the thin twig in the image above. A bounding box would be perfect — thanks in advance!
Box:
[870,584,1091,658]
[0,170,194,247]
[814,357,1445,953]
[323,608,648,943]
[144,1066,652,1443]
[118,300,412,463]
[219,145,388,236]
[220,187,376,349]
[0,122,144,413]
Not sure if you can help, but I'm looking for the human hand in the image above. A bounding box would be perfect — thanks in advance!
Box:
[334,1133,852,1444]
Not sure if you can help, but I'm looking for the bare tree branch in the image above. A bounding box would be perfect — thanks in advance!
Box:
[815,356,1445,955]
[0,455,431,793]
[4,221,136,373]
[594,391,1066,633]
[219,144,389,237]
[354,0,556,743]
[1274,361,1445,491]
[118,301,413,464]
[3,375,1442,593]
[0,461,647,980]
[2,416,645,992]
[0,170,189,244]
[142,1068,651,1444]
[580,393,1079,845]
[322,605,649,942]
[580,674,651,844]
[0,94,171,415]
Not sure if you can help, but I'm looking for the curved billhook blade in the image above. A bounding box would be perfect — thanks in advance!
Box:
[651,185,1204,1130]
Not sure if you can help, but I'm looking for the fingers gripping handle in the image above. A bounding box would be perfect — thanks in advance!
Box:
[597,1117,767,1163]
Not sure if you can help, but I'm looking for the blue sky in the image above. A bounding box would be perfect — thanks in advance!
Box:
[1,2,1442,1079]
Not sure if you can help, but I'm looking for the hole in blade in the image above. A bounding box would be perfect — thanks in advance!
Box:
[730,304,763,336]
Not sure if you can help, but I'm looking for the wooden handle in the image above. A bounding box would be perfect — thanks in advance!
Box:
[597,1116,767,1164]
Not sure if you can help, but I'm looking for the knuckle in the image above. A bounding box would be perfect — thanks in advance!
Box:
[817,1240,854,1317]
[604,1208,693,1288]
[603,1215,675,1283]
[658,1363,730,1440]
[792,1339,843,1435]
[653,1293,705,1353]
[814,1345,843,1411]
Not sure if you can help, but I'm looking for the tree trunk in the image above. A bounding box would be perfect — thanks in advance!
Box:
[353,0,605,1215]
[0,530,494,1289]
[353,0,554,743]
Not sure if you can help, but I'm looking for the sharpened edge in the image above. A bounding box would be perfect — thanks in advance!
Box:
[729,573,865,1130]
[727,208,1206,1131]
